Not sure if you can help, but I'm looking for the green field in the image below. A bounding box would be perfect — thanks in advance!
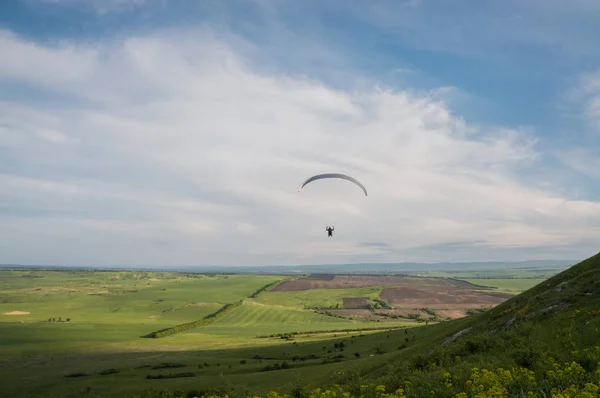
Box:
[413,267,563,279]
[254,286,383,309]
[0,271,284,355]
[459,278,547,294]
[0,269,419,397]
[3,263,595,398]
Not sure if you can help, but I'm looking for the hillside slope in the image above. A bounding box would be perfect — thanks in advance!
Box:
[335,250,600,397]
[161,252,599,398]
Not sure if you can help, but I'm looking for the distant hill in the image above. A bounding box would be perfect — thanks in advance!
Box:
[0,259,575,275]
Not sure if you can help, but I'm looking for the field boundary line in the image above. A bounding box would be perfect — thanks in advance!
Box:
[249,276,301,299]
[143,276,296,338]
[256,325,409,338]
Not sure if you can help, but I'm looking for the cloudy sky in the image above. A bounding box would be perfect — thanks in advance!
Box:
[1,0,600,267]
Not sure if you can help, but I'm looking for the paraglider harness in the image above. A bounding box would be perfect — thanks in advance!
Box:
[326,225,334,237]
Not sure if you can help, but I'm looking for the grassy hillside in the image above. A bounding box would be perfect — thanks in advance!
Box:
[126,252,599,398]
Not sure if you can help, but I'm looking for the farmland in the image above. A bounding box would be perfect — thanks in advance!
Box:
[0,268,559,397]
[459,277,546,294]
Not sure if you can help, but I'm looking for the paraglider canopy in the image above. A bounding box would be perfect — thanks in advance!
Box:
[297,173,368,196]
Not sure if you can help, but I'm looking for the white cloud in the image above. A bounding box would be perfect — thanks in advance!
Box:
[1,28,600,266]
[556,147,600,179]
[34,129,70,143]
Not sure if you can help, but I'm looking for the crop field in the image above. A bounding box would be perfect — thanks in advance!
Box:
[267,274,512,318]
[459,278,546,294]
[0,268,551,397]
[409,267,566,279]
[254,286,383,309]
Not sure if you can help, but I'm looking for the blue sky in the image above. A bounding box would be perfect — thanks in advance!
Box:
[1,0,600,266]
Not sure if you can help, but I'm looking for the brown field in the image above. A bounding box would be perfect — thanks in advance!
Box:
[380,287,512,309]
[270,274,513,312]
[343,297,371,309]
[303,274,336,281]
[435,309,468,319]
[271,275,492,292]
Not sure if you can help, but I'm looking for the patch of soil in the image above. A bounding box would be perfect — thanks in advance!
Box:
[304,274,335,281]
[3,311,30,315]
[434,310,467,319]
[343,297,371,309]
[88,290,110,296]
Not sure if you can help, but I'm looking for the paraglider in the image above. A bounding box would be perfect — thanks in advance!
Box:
[326,225,334,237]
[297,173,367,238]
[297,173,368,196]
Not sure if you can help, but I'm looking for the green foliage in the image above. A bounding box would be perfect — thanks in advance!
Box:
[260,362,291,372]
[372,298,392,309]
[64,372,88,378]
[145,372,196,379]
[99,368,119,375]
[151,363,185,370]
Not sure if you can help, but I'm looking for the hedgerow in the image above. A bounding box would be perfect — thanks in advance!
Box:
[143,300,244,338]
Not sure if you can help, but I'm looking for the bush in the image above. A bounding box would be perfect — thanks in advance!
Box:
[512,347,541,369]
[146,372,196,379]
[100,368,119,375]
[64,372,88,378]
[151,363,185,370]
[464,335,495,354]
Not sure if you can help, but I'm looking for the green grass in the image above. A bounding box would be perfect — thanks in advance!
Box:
[3,262,590,398]
[459,278,547,294]
[0,269,423,398]
[254,287,383,309]
[0,271,281,328]
[0,271,283,355]
[194,300,409,335]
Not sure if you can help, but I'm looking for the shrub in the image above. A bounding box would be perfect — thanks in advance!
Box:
[99,368,119,375]
[64,372,88,378]
[151,363,185,370]
[146,372,196,379]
